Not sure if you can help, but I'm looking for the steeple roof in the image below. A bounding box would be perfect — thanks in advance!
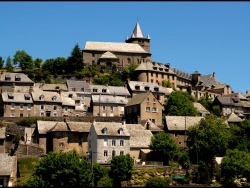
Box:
[131,22,144,38]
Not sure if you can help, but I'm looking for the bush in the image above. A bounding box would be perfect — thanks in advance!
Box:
[145,177,171,187]
[97,176,113,187]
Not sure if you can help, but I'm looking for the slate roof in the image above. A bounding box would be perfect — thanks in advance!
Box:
[107,86,131,96]
[128,129,153,148]
[92,95,128,104]
[131,22,144,38]
[0,72,34,84]
[0,127,6,139]
[40,83,68,92]
[1,91,33,103]
[90,84,109,94]
[193,102,210,114]
[125,91,150,106]
[37,121,91,134]
[128,81,170,94]
[84,41,148,53]
[216,97,233,106]
[140,119,163,132]
[171,68,192,80]
[0,154,16,176]
[60,92,75,106]
[226,112,243,123]
[223,93,247,100]
[135,61,175,74]
[99,51,118,59]
[66,80,91,93]
[31,88,62,103]
[165,116,203,131]
[93,122,130,137]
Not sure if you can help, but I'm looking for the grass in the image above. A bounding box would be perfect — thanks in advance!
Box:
[17,157,39,187]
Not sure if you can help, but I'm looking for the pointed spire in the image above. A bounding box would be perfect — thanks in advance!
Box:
[131,22,144,38]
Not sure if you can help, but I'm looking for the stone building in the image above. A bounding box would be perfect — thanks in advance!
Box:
[82,22,151,70]
[34,120,91,154]
[88,121,130,163]
[0,127,6,153]
[125,91,163,127]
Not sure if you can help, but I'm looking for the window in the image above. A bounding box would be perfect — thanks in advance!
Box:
[11,113,15,117]
[112,150,116,158]
[20,113,23,117]
[110,106,113,111]
[104,150,108,156]
[151,79,153,83]
[120,140,124,146]
[54,113,57,117]
[102,128,108,134]
[145,86,149,91]
[11,103,15,109]
[102,106,106,110]
[102,89,107,93]
[179,142,182,145]
[41,113,44,116]
[146,97,149,102]
[120,151,124,155]
[153,98,156,103]
[104,138,108,146]
[118,128,123,135]
[121,107,124,112]
[151,72,153,77]
[174,133,178,137]
[146,107,150,112]
[112,140,116,146]
[54,106,57,110]
[27,104,31,110]
[152,119,155,123]
[135,85,140,90]
[152,107,157,112]
[39,95,44,101]
[92,53,95,57]
[27,114,31,117]
[41,105,44,110]
[93,88,97,92]
[52,96,57,101]
[64,106,68,111]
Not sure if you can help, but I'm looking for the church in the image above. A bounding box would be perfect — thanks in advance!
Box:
[82,22,151,70]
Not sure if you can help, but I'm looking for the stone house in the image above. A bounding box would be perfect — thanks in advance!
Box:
[34,120,91,154]
[31,87,62,117]
[91,94,128,117]
[0,127,6,153]
[0,91,34,117]
[125,91,163,127]
[0,72,34,92]
[125,124,153,162]
[38,83,68,92]
[0,154,18,187]
[140,119,164,134]
[82,22,151,70]
[165,116,203,148]
[88,121,130,164]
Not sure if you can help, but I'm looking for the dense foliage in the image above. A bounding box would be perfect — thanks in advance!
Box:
[24,150,93,187]
[165,91,198,116]
[145,177,171,187]
[149,132,179,165]
[110,154,134,187]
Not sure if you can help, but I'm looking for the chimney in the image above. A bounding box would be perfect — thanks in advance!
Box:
[213,72,215,77]
[122,119,126,125]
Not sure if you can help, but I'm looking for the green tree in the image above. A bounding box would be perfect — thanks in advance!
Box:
[66,43,83,74]
[145,177,171,187]
[165,91,198,116]
[187,114,231,182]
[97,176,113,187]
[42,57,67,75]
[13,50,34,72]
[110,154,134,187]
[93,163,109,187]
[24,150,93,187]
[221,149,250,187]
[5,56,14,72]
[198,96,213,112]
[162,79,172,88]
[33,58,43,68]
[121,62,138,81]
[0,56,4,69]
[149,132,179,165]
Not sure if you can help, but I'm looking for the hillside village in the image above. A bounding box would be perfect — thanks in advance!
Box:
[1,22,250,187]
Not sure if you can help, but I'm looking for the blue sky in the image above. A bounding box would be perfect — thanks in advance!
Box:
[1,2,250,94]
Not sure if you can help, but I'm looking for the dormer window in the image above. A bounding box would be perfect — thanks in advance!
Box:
[55,86,60,89]
[164,69,168,72]
[52,96,57,101]
[102,127,108,134]
[159,68,163,71]
[154,87,159,92]
[24,94,30,100]
[135,85,140,90]
[15,75,21,81]
[5,74,11,81]
[39,95,44,101]
[145,86,150,91]
[93,88,97,93]
[68,94,73,98]
[81,88,84,92]
[8,93,14,99]
[118,128,123,135]
[102,88,107,93]
[153,67,157,70]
